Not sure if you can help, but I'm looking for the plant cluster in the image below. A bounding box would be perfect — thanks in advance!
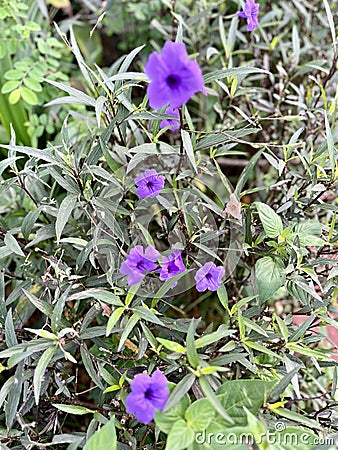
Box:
[0,0,337,449]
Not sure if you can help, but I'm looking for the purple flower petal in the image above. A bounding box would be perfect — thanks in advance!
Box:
[135,169,165,199]
[120,245,160,286]
[160,106,180,131]
[159,250,186,281]
[126,393,155,424]
[126,370,169,424]
[129,372,152,394]
[237,0,260,31]
[145,41,206,110]
[195,262,225,292]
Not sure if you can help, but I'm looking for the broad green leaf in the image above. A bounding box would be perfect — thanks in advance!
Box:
[255,202,283,238]
[23,77,42,92]
[83,418,117,450]
[4,70,23,80]
[133,305,164,326]
[185,398,215,431]
[155,387,191,434]
[1,80,20,94]
[69,289,123,307]
[255,256,285,303]
[199,376,234,425]
[20,87,38,105]
[216,379,275,427]
[166,419,195,450]
[217,284,230,314]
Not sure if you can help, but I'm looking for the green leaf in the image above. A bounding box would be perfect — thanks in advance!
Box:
[80,346,105,390]
[23,289,53,318]
[243,340,282,360]
[217,284,230,314]
[23,77,42,92]
[83,418,117,450]
[323,0,337,53]
[34,345,57,404]
[235,147,265,196]
[20,87,38,105]
[55,194,77,244]
[132,305,164,326]
[270,407,322,430]
[195,325,235,349]
[255,256,285,303]
[164,373,196,412]
[186,318,200,368]
[8,89,21,104]
[155,387,191,434]
[106,307,125,336]
[69,289,123,307]
[1,80,20,94]
[21,207,43,240]
[166,419,195,450]
[4,70,24,80]
[117,314,139,352]
[53,404,95,415]
[216,379,275,426]
[157,338,185,353]
[203,66,269,84]
[181,130,197,174]
[185,398,215,431]
[199,376,234,425]
[4,233,25,257]
[255,202,283,238]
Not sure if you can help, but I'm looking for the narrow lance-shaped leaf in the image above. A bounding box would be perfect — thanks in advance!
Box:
[34,344,57,404]
[55,194,77,244]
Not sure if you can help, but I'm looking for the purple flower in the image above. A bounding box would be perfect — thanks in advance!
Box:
[159,250,186,284]
[195,262,225,292]
[135,169,165,199]
[120,245,160,286]
[144,41,206,110]
[238,0,259,31]
[126,369,169,424]
[160,106,180,131]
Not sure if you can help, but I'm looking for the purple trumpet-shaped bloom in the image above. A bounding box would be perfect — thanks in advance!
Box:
[144,41,206,110]
[158,250,186,285]
[238,0,260,31]
[120,245,160,286]
[195,262,225,292]
[126,369,169,424]
[135,169,165,199]
[160,106,180,131]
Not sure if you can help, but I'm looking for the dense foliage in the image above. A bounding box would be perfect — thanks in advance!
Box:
[0,0,337,449]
